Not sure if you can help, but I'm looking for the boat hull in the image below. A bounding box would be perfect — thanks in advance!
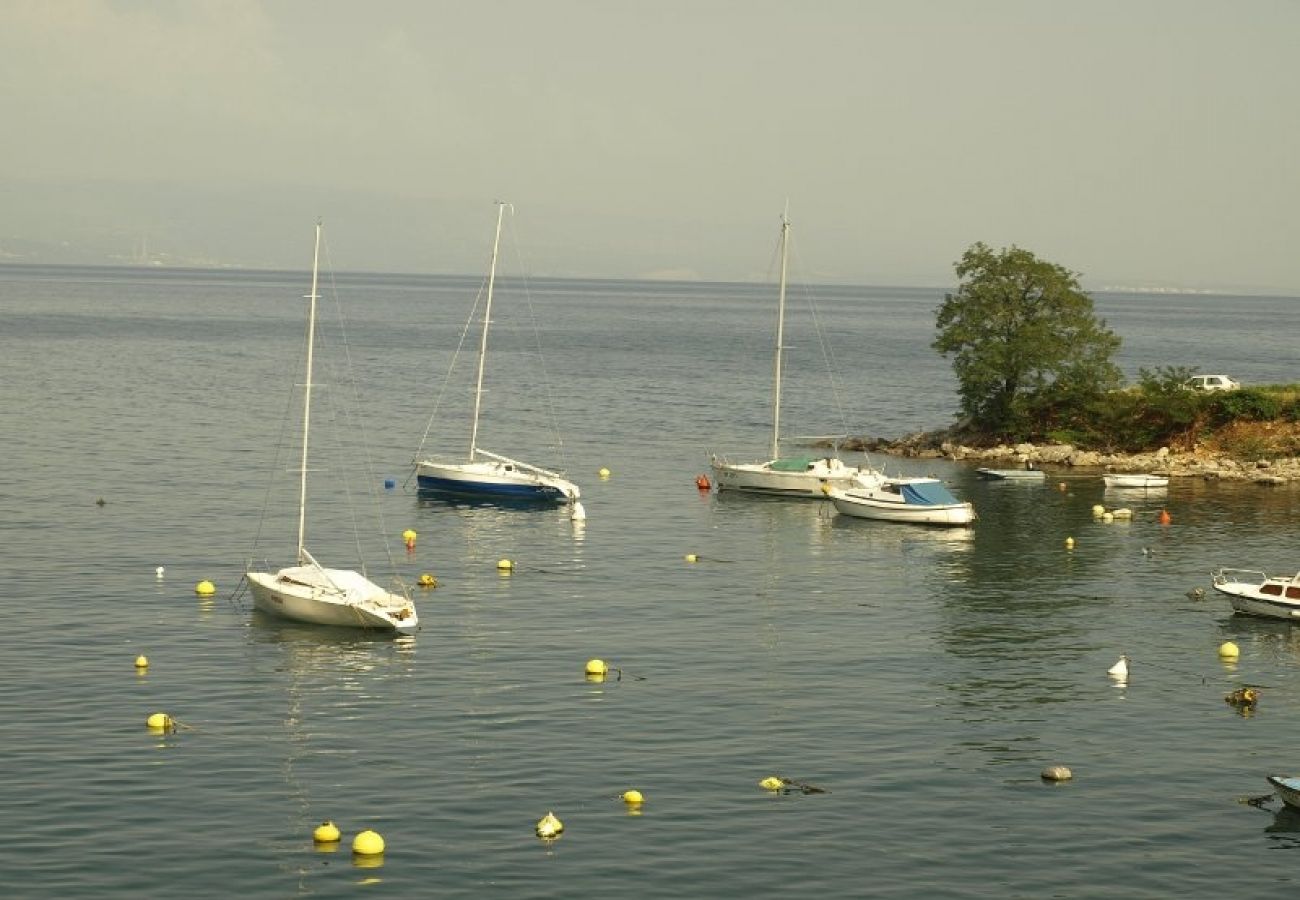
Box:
[247,567,419,635]
[976,468,1045,481]
[416,460,578,503]
[1211,569,1300,620]
[828,481,975,527]
[1268,776,1300,810]
[1103,474,1169,488]
[710,456,880,499]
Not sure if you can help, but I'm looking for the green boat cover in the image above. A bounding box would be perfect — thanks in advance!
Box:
[770,455,821,472]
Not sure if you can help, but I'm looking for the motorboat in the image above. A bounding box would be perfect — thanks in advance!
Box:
[1211,568,1300,620]
[824,478,975,526]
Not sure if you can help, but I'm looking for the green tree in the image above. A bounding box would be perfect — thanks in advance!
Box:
[933,243,1122,439]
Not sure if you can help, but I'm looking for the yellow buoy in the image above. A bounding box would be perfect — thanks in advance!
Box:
[134,654,149,669]
[685,553,698,563]
[417,573,437,588]
[497,558,514,571]
[1101,511,1114,523]
[585,658,608,676]
[598,467,611,479]
[313,821,341,843]
[146,712,172,729]
[194,580,216,596]
[759,776,784,791]
[352,829,385,856]
[1218,641,1240,659]
[1041,765,1073,782]
[1064,537,1075,550]
[1091,504,1105,517]
[535,811,564,839]
[621,789,644,805]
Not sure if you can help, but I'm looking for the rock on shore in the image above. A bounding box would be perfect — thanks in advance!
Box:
[845,432,1300,485]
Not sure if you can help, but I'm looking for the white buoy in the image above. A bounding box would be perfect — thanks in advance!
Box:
[155,566,165,577]
[1107,655,1129,680]
[570,501,586,522]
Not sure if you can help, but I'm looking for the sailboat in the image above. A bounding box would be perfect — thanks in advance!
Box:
[414,203,581,504]
[245,222,419,635]
[710,212,880,498]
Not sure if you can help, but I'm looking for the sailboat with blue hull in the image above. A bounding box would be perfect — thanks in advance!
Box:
[414,203,580,505]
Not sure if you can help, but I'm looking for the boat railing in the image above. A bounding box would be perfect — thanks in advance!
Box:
[474,447,567,480]
[1212,568,1270,586]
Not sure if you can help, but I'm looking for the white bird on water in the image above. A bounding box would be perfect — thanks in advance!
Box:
[1107,655,1129,680]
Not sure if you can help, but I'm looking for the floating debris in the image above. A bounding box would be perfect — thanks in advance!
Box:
[1041,765,1074,782]
[1225,687,1260,709]
[1107,656,1129,680]
[1186,587,1206,600]
[759,775,828,795]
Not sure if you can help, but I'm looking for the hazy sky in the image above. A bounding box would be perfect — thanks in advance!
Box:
[2,1,1296,291]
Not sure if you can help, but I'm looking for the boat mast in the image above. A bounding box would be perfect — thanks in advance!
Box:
[297,220,322,563]
[770,210,790,461]
[469,202,508,461]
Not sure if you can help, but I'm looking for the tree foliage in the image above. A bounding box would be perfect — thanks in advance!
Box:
[933,243,1122,439]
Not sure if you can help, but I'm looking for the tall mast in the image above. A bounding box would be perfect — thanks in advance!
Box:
[297,220,322,562]
[770,211,790,461]
[469,202,508,460]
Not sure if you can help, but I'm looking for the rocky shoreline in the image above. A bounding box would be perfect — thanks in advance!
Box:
[845,432,1300,485]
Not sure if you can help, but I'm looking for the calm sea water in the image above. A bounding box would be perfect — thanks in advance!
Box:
[3,262,1300,898]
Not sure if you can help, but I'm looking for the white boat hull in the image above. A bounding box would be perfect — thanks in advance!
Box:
[1268,775,1300,810]
[416,458,579,502]
[1211,568,1300,620]
[1103,473,1169,488]
[976,468,1045,481]
[827,480,975,526]
[710,455,879,499]
[247,565,419,635]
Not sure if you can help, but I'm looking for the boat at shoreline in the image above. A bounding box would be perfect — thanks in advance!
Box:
[1210,568,1300,620]
[976,467,1045,481]
[1103,473,1169,488]
[824,478,975,526]
[245,223,419,635]
[710,210,880,499]
[414,203,580,505]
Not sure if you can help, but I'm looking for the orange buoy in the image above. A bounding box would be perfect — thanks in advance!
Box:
[1157,509,1172,525]
[695,474,711,491]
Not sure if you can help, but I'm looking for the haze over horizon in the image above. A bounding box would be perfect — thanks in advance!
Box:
[2,1,1296,294]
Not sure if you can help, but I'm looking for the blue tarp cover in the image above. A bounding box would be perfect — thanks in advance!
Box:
[900,481,960,506]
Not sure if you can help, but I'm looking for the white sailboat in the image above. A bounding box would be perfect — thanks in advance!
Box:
[245,223,419,635]
[710,212,880,497]
[414,203,580,504]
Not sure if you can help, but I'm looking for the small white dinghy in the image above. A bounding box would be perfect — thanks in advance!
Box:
[1102,473,1169,488]
[1210,568,1300,621]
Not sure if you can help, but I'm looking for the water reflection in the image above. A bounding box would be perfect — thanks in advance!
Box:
[1265,804,1300,847]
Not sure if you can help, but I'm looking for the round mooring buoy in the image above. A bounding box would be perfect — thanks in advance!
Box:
[586,658,608,676]
[313,821,341,843]
[497,558,514,572]
[134,655,149,670]
[759,776,784,791]
[1218,641,1240,659]
[352,829,385,856]
[535,811,564,839]
[194,580,216,596]
[622,789,644,805]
